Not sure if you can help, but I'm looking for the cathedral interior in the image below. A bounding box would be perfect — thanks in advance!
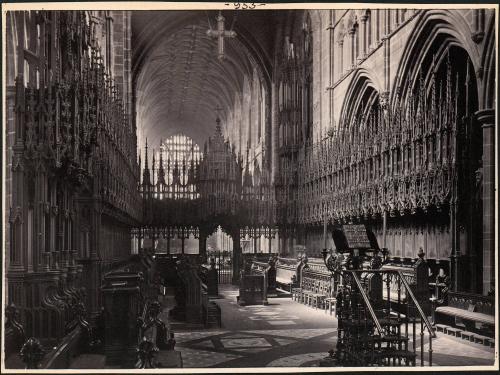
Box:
[2,5,498,371]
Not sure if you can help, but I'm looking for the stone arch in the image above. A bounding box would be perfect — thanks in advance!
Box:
[480,14,496,110]
[390,9,488,293]
[306,9,321,27]
[338,68,382,128]
[392,9,483,108]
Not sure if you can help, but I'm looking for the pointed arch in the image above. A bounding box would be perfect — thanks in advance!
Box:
[392,9,484,108]
[338,68,382,129]
[481,14,496,109]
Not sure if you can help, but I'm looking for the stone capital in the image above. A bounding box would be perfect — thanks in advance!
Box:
[471,31,485,44]
[475,108,495,128]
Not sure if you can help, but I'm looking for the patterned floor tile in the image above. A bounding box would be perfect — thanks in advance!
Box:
[231,348,271,354]
[171,285,495,368]
[266,352,328,367]
[243,328,337,339]
[274,338,296,346]
[221,337,272,348]
[175,330,227,343]
[179,347,242,368]
[224,333,260,339]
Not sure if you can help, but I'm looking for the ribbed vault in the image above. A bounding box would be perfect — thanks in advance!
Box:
[132,11,276,149]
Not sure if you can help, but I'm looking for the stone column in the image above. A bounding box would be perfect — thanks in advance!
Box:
[199,232,207,259]
[349,28,356,68]
[328,10,334,137]
[476,108,495,294]
[232,229,241,284]
[472,9,485,43]
[360,14,368,58]
[372,9,379,48]
[337,40,344,78]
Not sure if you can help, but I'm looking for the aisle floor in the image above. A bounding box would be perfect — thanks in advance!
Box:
[172,285,496,368]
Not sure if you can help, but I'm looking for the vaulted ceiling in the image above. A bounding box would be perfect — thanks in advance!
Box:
[132,10,278,148]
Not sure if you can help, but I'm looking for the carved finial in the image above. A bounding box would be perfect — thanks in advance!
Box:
[6,302,20,325]
[215,116,222,136]
[20,337,45,369]
[135,337,158,369]
[148,300,162,320]
[418,247,425,259]
[6,302,25,350]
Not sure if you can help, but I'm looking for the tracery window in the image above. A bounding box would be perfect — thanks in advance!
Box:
[154,134,202,199]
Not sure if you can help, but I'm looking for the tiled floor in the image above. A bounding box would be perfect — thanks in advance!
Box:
[172,285,496,368]
[176,328,337,368]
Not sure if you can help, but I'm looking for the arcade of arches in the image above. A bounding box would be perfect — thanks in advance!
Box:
[2,6,497,370]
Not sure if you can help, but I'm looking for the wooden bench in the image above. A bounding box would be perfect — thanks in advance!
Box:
[380,257,430,314]
[435,291,494,338]
[275,257,302,293]
[294,259,333,310]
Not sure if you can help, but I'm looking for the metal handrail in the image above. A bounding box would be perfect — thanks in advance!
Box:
[349,271,384,336]
[397,270,436,338]
[347,268,436,338]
